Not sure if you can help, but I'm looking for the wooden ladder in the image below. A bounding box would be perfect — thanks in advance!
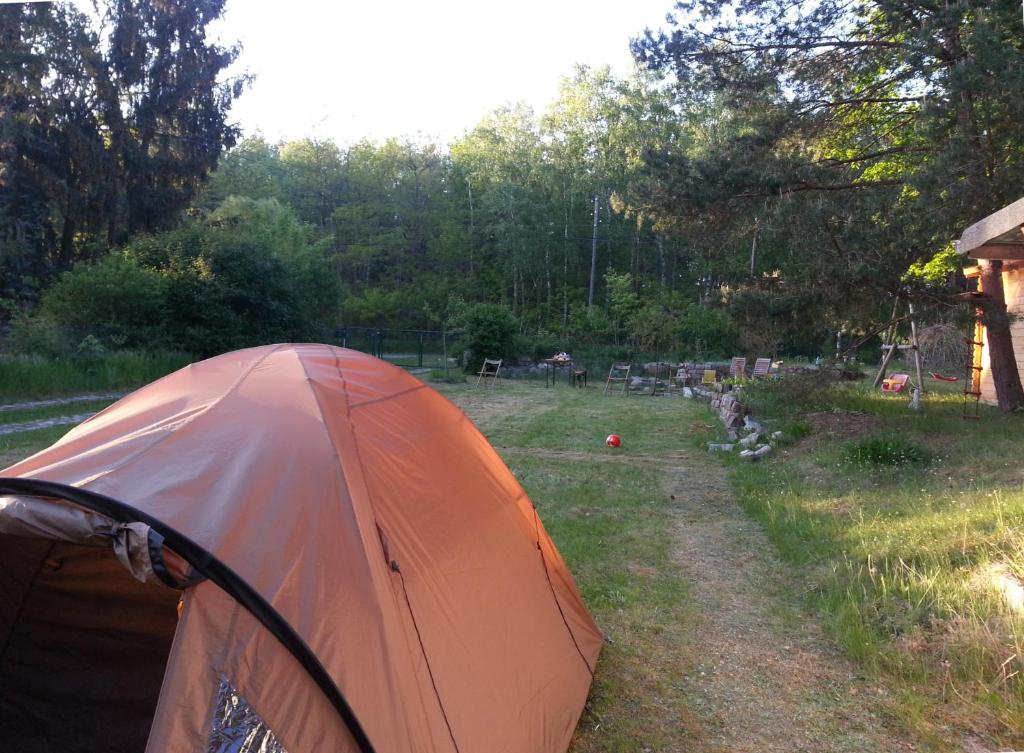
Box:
[963,325,984,419]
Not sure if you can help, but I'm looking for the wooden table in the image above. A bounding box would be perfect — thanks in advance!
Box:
[542,358,573,387]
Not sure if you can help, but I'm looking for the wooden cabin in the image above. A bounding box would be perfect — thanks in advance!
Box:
[956,196,1024,405]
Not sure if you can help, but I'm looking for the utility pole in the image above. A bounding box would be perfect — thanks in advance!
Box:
[587,193,599,311]
[750,216,759,277]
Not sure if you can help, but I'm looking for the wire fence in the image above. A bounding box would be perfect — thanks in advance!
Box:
[335,327,451,369]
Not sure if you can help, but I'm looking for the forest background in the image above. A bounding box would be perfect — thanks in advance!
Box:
[2,0,1023,371]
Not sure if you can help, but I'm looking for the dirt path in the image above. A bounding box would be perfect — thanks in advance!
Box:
[662,456,914,753]
[0,392,124,413]
[0,412,95,437]
[453,386,918,751]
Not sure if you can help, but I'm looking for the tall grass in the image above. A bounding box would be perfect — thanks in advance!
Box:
[723,373,1024,745]
[0,350,191,401]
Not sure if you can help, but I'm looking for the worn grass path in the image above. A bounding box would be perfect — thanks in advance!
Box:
[441,381,916,753]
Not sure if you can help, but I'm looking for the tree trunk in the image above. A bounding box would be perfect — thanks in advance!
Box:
[978,260,1024,412]
[466,178,474,277]
[563,192,570,326]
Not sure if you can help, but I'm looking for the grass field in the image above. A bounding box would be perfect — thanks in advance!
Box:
[718,371,1024,748]
[1,373,1019,750]
[0,350,190,401]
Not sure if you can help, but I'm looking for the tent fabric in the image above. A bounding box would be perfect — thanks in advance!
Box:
[0,344,602,753]
[0,538,180,753]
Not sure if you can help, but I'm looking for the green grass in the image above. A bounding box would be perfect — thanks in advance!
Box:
[721,373,1024,746]
[434,382,710,751]
[0,350,190,401]
[841,435,932,466]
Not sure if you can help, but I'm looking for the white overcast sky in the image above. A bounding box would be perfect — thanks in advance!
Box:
[210,0,678,146]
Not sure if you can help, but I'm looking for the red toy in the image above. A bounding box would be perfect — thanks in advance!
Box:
[606,434,621,448]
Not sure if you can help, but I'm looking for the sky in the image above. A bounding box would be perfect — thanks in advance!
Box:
[211,0,678,147]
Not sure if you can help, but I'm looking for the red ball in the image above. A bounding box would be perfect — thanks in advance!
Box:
[606,434,621,448]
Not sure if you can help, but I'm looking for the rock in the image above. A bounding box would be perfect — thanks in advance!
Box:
[683,387,694,399]
[740,444,773,461]
[743,415,763,433]
[707,443,735,453]
[771,431,785,441]
[726,429,739,440]
[738,432,760,448]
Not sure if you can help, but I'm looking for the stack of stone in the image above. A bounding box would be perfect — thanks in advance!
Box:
[717,393,746,430]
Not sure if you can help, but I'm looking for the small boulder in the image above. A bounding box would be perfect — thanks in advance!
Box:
[738,432,760,448]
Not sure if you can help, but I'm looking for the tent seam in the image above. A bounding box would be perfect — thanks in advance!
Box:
[348,384,427,410]
[532,507,596,676]
[324,346,463,753]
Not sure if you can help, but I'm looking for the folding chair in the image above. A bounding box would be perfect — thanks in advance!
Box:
[475,357,502,387]
[702,368,717,386]
[670,366,689,389]
[730,357,747,380]
[604,362,631,395]
[752,358,772,378]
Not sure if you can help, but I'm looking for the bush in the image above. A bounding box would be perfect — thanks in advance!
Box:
[918,323,969,374]
[39,255,167,349]
[743,372,835,418]
[458,303,518,372]
[527,330,566,362]
[841,436,931,467]
[29,198,339,358]
[677,305,740,359]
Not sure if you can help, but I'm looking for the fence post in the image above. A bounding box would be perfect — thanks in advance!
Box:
[418,332,424,367]
[375,329,383,359]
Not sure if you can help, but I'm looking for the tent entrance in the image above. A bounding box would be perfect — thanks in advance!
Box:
[0,535,179,753]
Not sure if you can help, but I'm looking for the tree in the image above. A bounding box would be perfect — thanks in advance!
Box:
[633,0,1024,405]
[0,0,245,309]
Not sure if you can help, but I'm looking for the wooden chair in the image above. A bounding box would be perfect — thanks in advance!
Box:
[730,357,747,380]
[752,357,772,378]
[702,368,717,386]
[475,357,502,387]
[604,362,631,395]
[572,368,588,388]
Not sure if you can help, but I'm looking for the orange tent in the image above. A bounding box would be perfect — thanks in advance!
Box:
[0,344,601,753]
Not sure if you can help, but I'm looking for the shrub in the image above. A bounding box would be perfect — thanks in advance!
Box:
[841,436,931,466]
[528,330,566,361]
[918,323,970,374]
[39,254,167,349]
[31,198,339,359]
[458,303,518,371]
[676,305,740,359]
[742,372,834,418]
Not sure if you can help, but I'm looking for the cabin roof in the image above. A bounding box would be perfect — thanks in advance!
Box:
[956,196,1024,260]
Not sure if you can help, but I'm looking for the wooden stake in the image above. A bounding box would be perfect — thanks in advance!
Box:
[872,299,901,388]
[908,302,925,395]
